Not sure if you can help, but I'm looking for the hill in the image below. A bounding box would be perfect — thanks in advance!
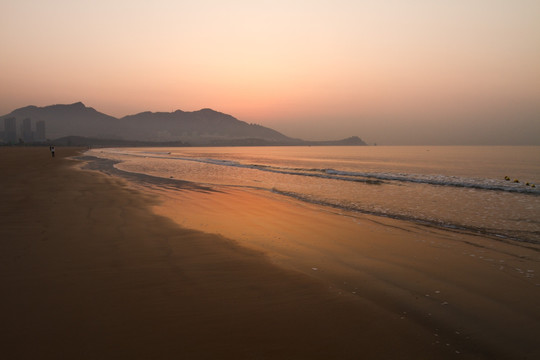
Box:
[2,102,119,140]
[119,108,289,143]
[1,102,366,146]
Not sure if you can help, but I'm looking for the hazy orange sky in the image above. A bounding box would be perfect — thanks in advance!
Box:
[1,0,539,144]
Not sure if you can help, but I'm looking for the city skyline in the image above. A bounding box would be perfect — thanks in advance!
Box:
[2,117,46,143]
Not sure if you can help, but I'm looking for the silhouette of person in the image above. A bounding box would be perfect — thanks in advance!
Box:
[50,146,55,158]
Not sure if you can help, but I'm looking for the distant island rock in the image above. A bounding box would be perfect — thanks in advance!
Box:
[1,102,367,147]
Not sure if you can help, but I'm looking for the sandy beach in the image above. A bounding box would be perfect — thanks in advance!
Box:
[1,147,539,359]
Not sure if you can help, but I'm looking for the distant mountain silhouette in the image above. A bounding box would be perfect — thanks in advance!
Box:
[52,136,189,147]
[1,102,366,146]
[119,108,289,143]
[4,102,118,140]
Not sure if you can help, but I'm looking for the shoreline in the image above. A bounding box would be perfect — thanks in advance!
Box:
[149,176,540,358]
[1,147,539,359]
[79,150,540,358]
[84,147,540,245]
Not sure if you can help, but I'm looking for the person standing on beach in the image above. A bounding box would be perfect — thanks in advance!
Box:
[50,146,55,158]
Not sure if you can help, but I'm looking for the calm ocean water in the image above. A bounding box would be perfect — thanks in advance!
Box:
[86,146,540,244]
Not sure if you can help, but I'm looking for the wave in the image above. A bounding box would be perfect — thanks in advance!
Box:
[269,188,540,245]
[89,150,540,245]
[319,168,539,194]
[108,149,540,195]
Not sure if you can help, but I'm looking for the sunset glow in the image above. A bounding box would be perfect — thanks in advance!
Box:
[1,0,539,144]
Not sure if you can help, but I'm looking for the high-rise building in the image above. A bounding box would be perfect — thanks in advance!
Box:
[4,117,17,143]
[36,121,46,141]
[22,118,32,142]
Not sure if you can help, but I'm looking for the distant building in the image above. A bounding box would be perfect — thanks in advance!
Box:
[4,117,17,143]
[36,121,46,141]
[22,118,32,142]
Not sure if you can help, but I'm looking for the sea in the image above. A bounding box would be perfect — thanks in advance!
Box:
[85,146,540,244]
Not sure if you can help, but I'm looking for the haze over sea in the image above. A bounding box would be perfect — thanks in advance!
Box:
[88,145,540,244]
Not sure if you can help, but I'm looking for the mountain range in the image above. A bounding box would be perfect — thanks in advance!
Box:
[0,102,366,146]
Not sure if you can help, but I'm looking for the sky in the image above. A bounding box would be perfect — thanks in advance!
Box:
[1,0,539,145]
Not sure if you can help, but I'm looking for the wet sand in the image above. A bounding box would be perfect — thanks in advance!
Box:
[1,147,539,359]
